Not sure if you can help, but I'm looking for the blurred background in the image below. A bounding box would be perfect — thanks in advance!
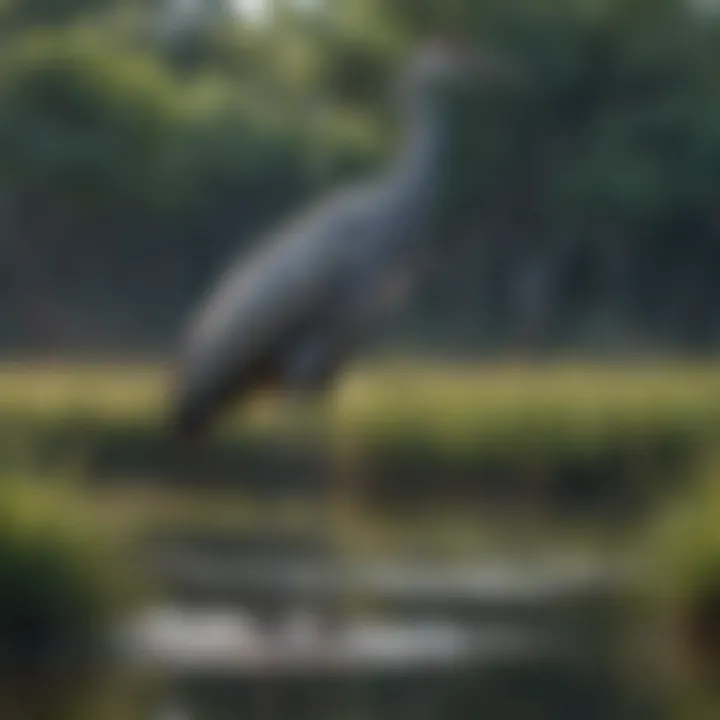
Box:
[0,1,719,719]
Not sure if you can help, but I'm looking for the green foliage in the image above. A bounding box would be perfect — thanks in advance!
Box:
[0,21,379,210]
[0,27,181,205]
[2,0,720,349]
[0,0,121,27]
[0,477,148,719]
[635,463,720,718]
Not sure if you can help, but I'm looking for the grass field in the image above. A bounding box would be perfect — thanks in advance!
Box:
[0,361,719,514]
[2,359,720,437]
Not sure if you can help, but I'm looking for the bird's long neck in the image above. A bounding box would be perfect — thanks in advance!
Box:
[387,96,452,223]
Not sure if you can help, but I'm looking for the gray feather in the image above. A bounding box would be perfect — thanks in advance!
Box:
[170,42,514,439]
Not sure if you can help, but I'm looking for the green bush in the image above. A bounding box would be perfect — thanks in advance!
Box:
[633,462,720,719]
[0,478,150,720]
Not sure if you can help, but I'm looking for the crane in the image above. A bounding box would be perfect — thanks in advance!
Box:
[170,41,519,442]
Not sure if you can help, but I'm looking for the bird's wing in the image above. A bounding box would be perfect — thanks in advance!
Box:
[174,193,365,417]
[281,242,432,388]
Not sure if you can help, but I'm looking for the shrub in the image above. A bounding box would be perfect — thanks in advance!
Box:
[633,461,720,719]
[0,477,150,720]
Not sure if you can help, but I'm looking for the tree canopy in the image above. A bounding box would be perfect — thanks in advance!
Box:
[3,0,720,354]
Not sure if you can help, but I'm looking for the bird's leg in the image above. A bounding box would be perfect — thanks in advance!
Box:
[278,390,361,634]
[279,390,338,531]
[271,389,335,529]
[250,391,299,534]
[304,386,372,636]
[276,389,309,443]
[315,387,366,555]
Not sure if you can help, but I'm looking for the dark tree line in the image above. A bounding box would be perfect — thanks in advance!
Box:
[2,0,720,355]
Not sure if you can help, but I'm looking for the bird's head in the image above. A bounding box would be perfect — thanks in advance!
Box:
[399,39,523,109]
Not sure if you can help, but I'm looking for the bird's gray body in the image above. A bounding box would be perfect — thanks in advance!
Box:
[175,174,437,434]
[172,43,513,439]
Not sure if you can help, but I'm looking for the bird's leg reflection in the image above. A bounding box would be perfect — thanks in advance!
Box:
[266,390,329,526]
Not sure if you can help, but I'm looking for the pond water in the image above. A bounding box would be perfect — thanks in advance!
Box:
[128,601,650,720]
[128,548,651,720]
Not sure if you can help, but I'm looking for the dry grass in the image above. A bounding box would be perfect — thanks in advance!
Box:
[0,361,718,507]
[2,359,720,424]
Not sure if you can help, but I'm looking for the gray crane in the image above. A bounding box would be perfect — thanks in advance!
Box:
[170,42,518,441]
